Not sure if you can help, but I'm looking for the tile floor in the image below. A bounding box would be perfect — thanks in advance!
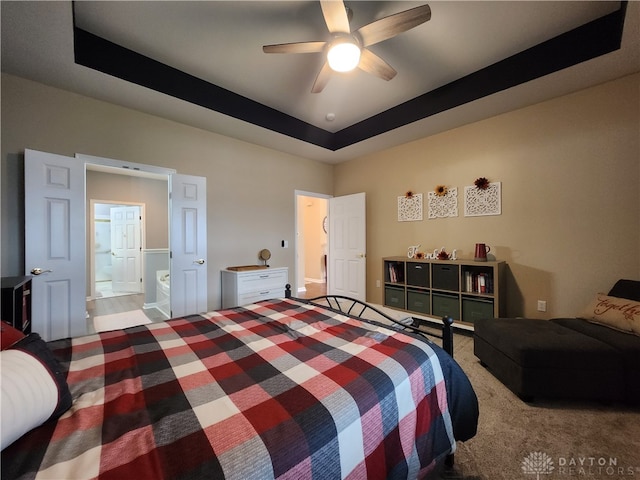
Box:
[86,281,327,334]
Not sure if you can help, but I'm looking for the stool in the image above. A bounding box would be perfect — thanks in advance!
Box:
[473,318,624,402]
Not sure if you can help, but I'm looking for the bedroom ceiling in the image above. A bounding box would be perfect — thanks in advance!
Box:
[1,1,638,164]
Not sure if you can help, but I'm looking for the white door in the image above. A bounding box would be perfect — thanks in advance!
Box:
[25,149,86,341]
[110,206,142,293]
[328,192,366,301]
[170,174,207,317]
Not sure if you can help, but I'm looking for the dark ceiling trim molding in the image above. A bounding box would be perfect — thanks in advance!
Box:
[73,28,334,149]
[73,3,626,152]
[333,4,626,149]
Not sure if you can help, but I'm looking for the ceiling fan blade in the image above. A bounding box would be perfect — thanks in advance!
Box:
[356,4,431,47]
[358,49,397,81]
[263,41,326,54]
[311,61,333,93]
[320,0,350,33]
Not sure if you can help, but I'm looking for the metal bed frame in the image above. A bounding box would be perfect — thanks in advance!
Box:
[284,284,455,359]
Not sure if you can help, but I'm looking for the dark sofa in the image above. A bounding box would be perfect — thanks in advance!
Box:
[474,279,640,404]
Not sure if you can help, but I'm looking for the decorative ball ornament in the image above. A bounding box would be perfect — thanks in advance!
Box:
[259,249,271,266]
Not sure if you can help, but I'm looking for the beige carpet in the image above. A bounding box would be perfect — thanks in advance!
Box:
[93,309,152,333]
[434,333,640,480]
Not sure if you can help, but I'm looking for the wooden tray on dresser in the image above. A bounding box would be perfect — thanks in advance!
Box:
[227,265,269,271]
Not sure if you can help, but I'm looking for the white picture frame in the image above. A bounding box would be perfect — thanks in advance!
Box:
[464,182,501,216]
[428,187,458,218]
[398,193,423,221]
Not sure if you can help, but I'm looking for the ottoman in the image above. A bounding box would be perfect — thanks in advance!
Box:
[474,318,625,402]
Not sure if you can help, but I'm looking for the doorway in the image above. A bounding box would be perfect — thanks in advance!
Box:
[25,149,207,341]
[91,202,143,299]
[85,164,170,331]
[295,192,329,298]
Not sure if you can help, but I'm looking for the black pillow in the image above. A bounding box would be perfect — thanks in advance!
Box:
[608,279,640,302]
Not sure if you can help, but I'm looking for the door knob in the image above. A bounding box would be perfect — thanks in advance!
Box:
[358,253,366,258]
[194,259,206,265]
[31,267,52,275]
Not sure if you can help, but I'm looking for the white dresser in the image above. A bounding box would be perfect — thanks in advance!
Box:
[221,267,289,308]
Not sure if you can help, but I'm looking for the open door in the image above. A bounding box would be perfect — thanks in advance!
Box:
[328,192,366,302]
[110,206,142,293]
[170,174,207,317]
[25,150,205,335]
[25,149,86,341]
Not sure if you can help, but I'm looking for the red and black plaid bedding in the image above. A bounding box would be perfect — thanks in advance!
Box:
[2,298,476,479]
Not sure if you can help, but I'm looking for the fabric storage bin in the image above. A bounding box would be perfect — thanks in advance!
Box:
[406,262,429,288]
[432,264,459,291]
[462,297,494,324]
[385,286,405,309]
[432,292,460,320]
[407,289,430,315]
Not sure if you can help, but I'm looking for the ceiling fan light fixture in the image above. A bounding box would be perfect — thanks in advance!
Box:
[327,38,361,72]
[263,1,432,92]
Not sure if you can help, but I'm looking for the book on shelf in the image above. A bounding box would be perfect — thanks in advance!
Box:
[387,263,404,283]
[465,271,493,294]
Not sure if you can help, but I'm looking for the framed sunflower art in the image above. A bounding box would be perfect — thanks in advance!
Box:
[464,181,501,216]
[428,186,458,218]
[398,191,423,221]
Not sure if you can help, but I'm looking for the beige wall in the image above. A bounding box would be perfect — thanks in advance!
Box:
[1,73,334,310]
[86,170,169,249]
[2,72,638,319]
[335,73,640,319]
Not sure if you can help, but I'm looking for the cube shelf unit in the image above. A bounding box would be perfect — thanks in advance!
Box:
[383,257,505,328]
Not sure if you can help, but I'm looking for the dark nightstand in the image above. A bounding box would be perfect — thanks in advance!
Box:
[1,276,32,334]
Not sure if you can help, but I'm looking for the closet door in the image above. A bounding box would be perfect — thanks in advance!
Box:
[170,174,208,317]
[25,149,86,341]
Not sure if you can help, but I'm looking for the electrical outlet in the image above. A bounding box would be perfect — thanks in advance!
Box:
[376,279,381,288]
[537,300,547,312]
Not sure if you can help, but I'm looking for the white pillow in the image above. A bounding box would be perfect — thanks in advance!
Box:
[1,349,59,450]
[581,293,640,335]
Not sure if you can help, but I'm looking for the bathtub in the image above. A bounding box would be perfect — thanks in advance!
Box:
[156,270,170,318]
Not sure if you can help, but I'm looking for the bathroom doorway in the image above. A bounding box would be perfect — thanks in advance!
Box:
[91,202,144,299]
[295,192,329,298]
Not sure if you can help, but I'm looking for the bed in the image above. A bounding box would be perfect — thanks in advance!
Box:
[1,292,478,479]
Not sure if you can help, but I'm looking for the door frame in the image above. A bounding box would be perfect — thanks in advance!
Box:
[89,199,146,300]
[294,190,331,295]
[78,154,176,310]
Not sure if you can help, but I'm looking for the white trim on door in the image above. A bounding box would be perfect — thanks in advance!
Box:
[77,154,176,178]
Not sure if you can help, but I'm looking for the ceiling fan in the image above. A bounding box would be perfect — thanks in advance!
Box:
[263,1,431,93]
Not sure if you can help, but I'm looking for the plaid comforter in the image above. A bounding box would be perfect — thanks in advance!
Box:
[3,298,475,480]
